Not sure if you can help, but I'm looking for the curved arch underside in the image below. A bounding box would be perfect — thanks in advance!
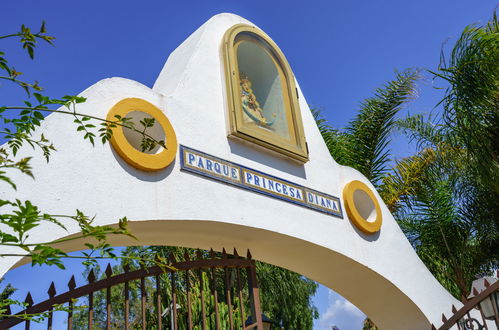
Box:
[15,220,428,329]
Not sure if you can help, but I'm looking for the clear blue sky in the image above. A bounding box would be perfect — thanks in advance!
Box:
[1,1,496,329]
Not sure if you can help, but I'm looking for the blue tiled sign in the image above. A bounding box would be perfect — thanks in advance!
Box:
[180,145,343,218]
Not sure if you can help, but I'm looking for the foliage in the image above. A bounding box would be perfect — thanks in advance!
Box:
[0,20,178,266]
[362,317,379,330]
[315,12,498,303]
[0,22,168,321]
[386,12,499,300]
[430,12,499,189]
[257,261,318,329]
[313,69,420,188]
[71,246,318,329]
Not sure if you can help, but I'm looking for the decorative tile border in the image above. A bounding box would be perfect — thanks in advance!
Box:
[180,145,343,218]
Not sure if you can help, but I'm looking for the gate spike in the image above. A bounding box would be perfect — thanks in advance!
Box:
[169,253,177,264]
[246,249,252,260]
[209,249,216,259]
[87,269,96,283]
[441,313,447,322]
[105,263,113,278]
[68,275,76,290]
[473,287,479,296]
[48,282,56,298]
[184,250,190,261]
[196,249,203,260]
[451,304,457,313]
[25,292,34,307]
[222,248,227,259]
[431,324,436,330]
[483,278,490,288]
[124,263,130,273]
[233,248,239,258]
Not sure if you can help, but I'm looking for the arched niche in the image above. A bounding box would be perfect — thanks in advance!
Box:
[223,25,309,163]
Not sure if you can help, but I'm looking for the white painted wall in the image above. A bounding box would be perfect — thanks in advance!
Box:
[0,13,458,329]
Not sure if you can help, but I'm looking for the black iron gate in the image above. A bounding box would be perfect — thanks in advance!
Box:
[0,248,264,329]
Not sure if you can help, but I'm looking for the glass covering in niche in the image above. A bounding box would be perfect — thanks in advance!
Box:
[236,36,290,140]
[224,24,308,163]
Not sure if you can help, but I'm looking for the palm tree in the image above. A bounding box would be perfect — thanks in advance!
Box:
[314,69,420,188]
[385,12,499,300]
[315,12,498,302]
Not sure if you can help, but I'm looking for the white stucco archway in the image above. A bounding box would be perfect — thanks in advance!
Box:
[1,13,458,329]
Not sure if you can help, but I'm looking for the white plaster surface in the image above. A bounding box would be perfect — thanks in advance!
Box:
[0,13,459,329]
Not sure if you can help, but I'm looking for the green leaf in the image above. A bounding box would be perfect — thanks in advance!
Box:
[33,93,43,103]
[33,111,44,120]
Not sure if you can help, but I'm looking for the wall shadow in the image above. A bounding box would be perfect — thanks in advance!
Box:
[228,139,307,179]
[110,147,174,182]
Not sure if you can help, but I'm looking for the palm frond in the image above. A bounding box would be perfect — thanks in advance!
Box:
[344,69,420,186]
[313,70,421,187]
[312,107,352,164]
[380,148,435,213]
[433,11,499,187]
[396,113,446,149]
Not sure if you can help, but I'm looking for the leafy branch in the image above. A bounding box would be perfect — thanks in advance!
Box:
[0,20,178,323]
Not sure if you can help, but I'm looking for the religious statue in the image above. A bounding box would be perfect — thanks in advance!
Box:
[240,74,276,127]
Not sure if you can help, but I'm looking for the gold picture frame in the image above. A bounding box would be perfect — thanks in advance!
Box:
[222,24,309,163]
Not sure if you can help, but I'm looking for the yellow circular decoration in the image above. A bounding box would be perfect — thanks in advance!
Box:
[343,180,382,234]
[106,98,177,171]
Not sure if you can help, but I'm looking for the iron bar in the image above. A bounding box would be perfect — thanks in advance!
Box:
[124,280,130,330]
[105,264,112,330]
[87,269,95,330]
[198,268,207,330]
[464,312,474,330]
[67,299,73,330]
[438,279,499,329]
[67,276,76,330]
[106,286,111,330]
[47,308,53,329]
[141,277,146,330]
[236,267,246,330]
[171,271,178,330]
[88,291,93,330]
[186,270,193,329]
[211,267,220,330]
[224,266,234,330]
[246,260,262,330]
[0,249,258,330]
[47,282,56,330]
[24,292,33,330]
[156,275,162,329]
[490,287,499,327]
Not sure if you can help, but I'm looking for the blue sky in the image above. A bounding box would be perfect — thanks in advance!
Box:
[1,1,497,329]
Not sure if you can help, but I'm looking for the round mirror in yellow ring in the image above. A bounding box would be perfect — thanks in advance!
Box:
[106,98,177,171]
[343,180,382,234]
